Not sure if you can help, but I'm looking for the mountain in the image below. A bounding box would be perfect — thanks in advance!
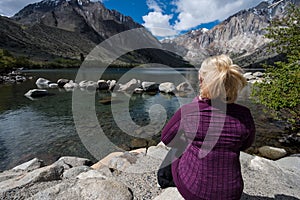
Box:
[0,0,188,67]
[162,0,300,67]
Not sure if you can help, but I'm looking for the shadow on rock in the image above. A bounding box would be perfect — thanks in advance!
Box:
[242,193,299,200]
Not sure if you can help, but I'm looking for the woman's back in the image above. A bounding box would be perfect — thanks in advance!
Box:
[163,99,255,199]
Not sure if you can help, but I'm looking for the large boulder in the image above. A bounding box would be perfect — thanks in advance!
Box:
[142,81,159,92]
[107,80,117,91]
[0,164,64,193]
[28,179,133,200]
[119,79,141,91]
[159,82,176,93]
[97,80,109,90]
[12,158,44,172]
[240,152,300,198]
[24,89,49,98]
[258,146,287,160]
[54,156,93,169]
[63,80,78,89]
[36,78,51,88]
[176,82,193,92]
[57,79,69,88]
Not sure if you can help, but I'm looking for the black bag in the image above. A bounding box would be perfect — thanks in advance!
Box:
[157,148,177,188]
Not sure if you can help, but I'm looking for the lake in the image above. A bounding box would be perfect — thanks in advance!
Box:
[0,68,295,171]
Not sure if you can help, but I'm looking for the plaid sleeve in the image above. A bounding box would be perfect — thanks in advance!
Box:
[161,108,183,145]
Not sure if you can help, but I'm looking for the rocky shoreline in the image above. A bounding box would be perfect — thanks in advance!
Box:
[0,70,28,84]
[0,143,299,200]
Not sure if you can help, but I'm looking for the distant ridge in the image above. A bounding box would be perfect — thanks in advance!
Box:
[162,0,300,67]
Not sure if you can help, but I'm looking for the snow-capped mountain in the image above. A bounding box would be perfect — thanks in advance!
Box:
[162,0,300,67]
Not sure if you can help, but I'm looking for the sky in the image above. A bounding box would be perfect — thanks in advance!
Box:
[0,0,265,38]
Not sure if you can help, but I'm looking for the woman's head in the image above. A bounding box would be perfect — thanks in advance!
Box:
[199,54,247,103]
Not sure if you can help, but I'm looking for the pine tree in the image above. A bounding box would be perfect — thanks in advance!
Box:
[252,4,300,127]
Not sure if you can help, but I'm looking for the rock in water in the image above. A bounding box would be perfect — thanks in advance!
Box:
[258,146,287,160]
[142,81,159,92]
[36,78,51,88]
[176,82,193,92]
[57,79,69,88]
[24,89,49,98]
[119,79,140,91]
[159,82,176,93]
[97,80,109,90]
[48,83,58,88]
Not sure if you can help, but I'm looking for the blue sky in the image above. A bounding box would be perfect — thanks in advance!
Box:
[0,0,265,38]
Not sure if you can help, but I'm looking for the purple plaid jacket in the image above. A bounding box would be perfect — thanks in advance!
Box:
[161,97,255,200]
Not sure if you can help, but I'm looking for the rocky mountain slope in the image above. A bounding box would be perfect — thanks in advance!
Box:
[0,0,188,67]
[162,0,300,67]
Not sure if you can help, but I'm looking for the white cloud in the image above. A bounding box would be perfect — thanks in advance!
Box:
[146,0,162,12]
[142,0,178,37]
[142,11,178,37]
[143,0,265,37]
[173,0,264,31]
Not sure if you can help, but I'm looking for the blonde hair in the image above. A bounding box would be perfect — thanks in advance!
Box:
[199,55,247,103]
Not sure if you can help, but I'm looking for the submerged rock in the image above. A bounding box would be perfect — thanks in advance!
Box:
[24,89,49,98]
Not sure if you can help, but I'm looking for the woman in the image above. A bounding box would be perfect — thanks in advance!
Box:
[159,55,256,200]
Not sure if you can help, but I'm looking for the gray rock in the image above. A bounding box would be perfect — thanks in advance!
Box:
[243,72,255,80]
[0,170,25,182]
[153,188,184,200]
[253,71,264,77]
[15,75,26,82]
[29,179,133,200]
[258,146,287,160]
[276,156,300,173]
[63,80,78,89]
[97,80,109,90]
[76,168,111,180]
[107,80,117,91]
[49,83,58,88]
[12,158,44,172]
[79,80,97,90]
[147,143,170,161]
[57,79,69,87]
[36,78,51,88]
[142,81,159,92]
[0,164,64,193]
[24,89,49,98]
[176,82,193,92]
[134,88,144,93]
[159,82,176,93]
[62,166,91,180]
[240,152,300,198]
[54,157,93,169]
[119,79,140,91]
